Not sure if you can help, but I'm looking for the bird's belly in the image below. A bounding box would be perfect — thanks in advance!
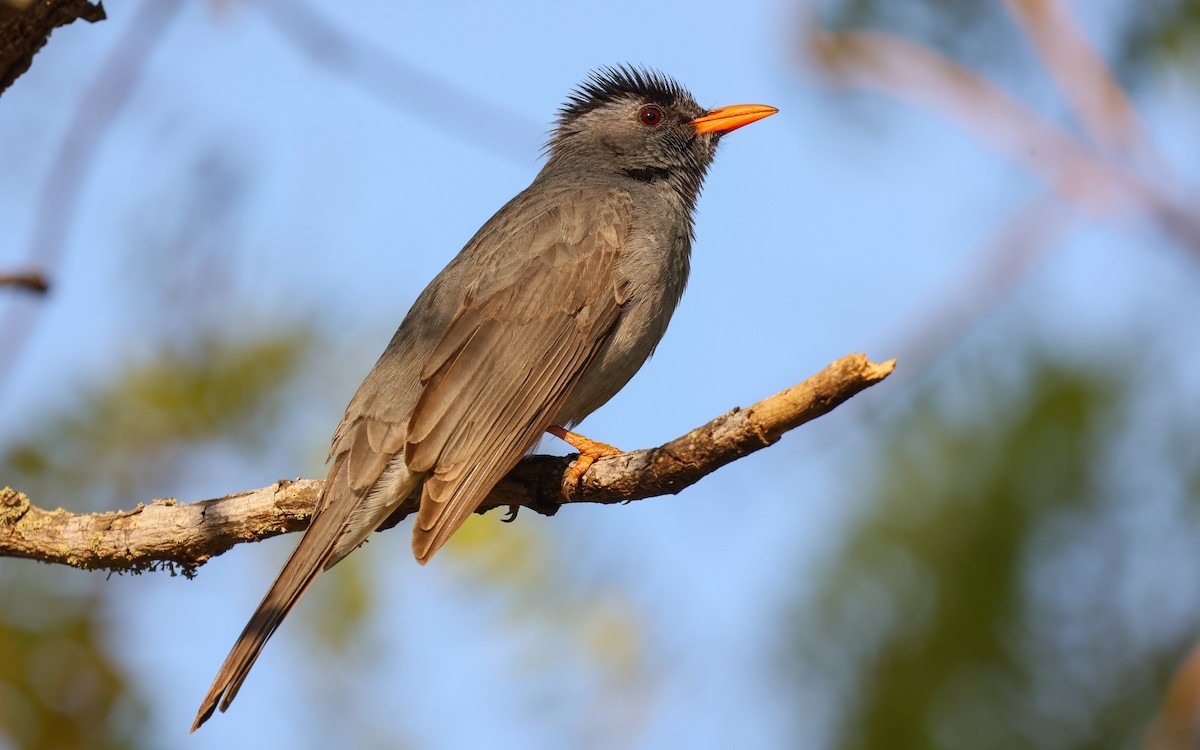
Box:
[556,292,676,426]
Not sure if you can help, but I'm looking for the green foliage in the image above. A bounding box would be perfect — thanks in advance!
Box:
[823,0,1024,79]
[1120,0,1200,80]
[443,514,655,746]
[0,583,145,750]
[822,0,1200,86]
[786,351,1200,749]
[6,332,312,507]
[0,329,314,748]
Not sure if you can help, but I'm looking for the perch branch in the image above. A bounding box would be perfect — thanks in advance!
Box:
[0,353,894,575]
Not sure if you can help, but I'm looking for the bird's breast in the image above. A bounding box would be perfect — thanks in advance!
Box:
[556,223,692,425]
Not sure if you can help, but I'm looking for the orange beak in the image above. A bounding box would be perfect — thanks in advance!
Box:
[689,104,778,135]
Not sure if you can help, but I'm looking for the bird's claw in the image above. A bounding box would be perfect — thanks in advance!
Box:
[502,505,520,523]
[547,425,622,486]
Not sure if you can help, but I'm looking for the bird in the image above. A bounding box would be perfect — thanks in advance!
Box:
[191,65,775,731]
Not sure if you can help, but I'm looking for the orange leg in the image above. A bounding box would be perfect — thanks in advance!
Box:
[547,425,622,485]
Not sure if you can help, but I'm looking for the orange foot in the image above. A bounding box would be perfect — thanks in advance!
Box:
[547,425,621,485]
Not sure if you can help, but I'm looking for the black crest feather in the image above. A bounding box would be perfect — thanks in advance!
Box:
[558,65,689,125]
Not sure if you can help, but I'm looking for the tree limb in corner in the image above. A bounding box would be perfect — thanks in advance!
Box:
[0,354,895,576]
[0,0,106,98]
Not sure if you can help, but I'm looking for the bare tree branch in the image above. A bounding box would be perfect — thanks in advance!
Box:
[0,353,895,576]
[0,0,105,98]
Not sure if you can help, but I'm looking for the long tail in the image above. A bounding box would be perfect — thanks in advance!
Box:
[190,511,339,732]
[192,419,419,732]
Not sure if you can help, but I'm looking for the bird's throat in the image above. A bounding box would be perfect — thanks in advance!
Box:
[622,166,672,183]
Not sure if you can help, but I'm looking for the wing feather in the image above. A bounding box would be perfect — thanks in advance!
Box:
[406,188,632,562]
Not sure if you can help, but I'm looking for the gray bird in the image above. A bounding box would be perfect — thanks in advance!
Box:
[191,66,775,731]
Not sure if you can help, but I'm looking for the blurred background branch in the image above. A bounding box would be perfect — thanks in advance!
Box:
[253,0,538,165]
[0,0,181,402]
[0,271,48,293]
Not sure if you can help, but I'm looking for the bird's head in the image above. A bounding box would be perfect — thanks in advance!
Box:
[543,66,776,204]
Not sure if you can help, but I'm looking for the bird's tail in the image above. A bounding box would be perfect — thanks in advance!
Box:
[190,526,336,732]
[192,451,420,732]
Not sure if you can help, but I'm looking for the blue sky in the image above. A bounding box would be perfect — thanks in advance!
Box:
[2,0,1199,747]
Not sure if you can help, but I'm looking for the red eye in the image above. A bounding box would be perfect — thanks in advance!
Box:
[639,105,664,126]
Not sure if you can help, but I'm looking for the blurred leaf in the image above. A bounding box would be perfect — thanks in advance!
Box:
[0,581,145,750]
[4,330,313,508]
[821,0,1025,81]
[1,327,315,744]
[445,515,657,747]
[784,348,1200,749]
[819,0,1200,87]
[1119,0,1200,81]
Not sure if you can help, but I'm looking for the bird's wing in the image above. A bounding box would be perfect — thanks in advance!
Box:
[405,187,631,563]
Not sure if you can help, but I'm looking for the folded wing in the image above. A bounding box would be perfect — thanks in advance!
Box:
[406,188,631,563]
